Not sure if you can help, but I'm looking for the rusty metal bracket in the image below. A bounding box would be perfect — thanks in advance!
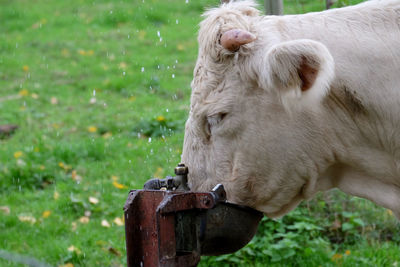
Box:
[124,165,263,267]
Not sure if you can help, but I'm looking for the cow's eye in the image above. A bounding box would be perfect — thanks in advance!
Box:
[205,113,227,137]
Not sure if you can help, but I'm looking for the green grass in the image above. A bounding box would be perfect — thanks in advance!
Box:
[0,0,398,266]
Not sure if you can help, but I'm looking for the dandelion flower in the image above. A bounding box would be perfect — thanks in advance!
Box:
[14,151,23,159]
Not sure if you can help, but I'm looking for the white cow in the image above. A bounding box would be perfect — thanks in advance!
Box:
[182,0,400,219]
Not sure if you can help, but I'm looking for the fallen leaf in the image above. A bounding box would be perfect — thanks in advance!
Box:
[79,216,90,224]
[101,219,110,228]
[108,247,121,257]
[51,97,58,105]
[18,215,36,224]
[89,196,99,204]
[71,222,77,231]
[0,206,10,215]
[17,159,26,167]
[42,210,51,218]
[71,170,82,182]
[68,245,81,255]
[113,217,124,226]
[102,132,112,139]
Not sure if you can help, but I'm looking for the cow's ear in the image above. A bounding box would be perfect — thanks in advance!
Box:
[266,39,334,110]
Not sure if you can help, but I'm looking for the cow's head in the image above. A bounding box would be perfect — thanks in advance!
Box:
[182,1,335,217]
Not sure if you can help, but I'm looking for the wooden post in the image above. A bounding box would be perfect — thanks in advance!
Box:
[264,0,283,15]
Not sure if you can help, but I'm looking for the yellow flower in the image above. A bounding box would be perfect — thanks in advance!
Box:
[111,175,119,182]
[112,181,127,189]
[156,115,165,122]
[87,126,97,133]
[42,210,51,218]
[18,89,29,96]
[345,250,351,256]
[61,48,70,57]
[58,162,65,168]
[87,50,94,56]
[331,253,343,261]
[177,44,185,51]
[14,151,23,159]
[138,30,146,40]
[22,65,29,72]
[153,167,164,178]
[58,263,74,267]
[78,49,86,56]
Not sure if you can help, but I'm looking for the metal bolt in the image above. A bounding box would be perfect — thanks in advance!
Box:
[175,163,188,175]
[202,196,211,206]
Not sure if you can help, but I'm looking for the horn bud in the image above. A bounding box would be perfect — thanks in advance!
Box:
[220,29,256,52]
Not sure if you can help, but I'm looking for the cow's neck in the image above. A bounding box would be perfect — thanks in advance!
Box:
[313,85,400,219]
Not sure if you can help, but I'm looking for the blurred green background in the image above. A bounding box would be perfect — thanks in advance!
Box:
[1,0,399,266]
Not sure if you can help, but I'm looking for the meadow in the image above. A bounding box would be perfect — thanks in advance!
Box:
[0,0,399,266]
